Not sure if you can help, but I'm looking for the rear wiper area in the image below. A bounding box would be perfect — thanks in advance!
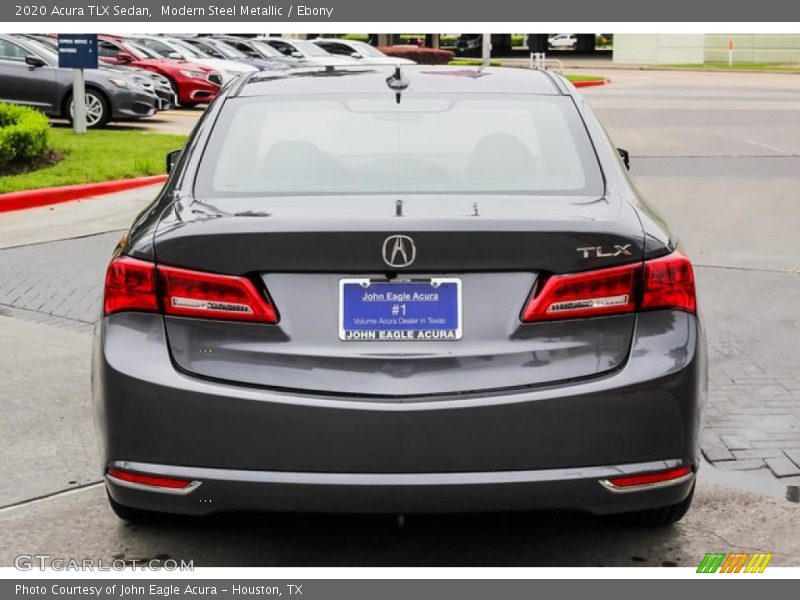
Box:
[174,195,272,220]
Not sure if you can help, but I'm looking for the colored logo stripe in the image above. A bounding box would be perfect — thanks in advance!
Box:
[745,553,773,573]
[697,552,726,573]
[697,552,773,573]
[720,553,749,573]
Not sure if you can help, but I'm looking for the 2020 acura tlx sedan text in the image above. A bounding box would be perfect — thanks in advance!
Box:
[94,66,706,526]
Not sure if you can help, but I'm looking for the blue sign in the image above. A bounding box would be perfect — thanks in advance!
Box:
[57,34,98,69]
[339,279,462,341]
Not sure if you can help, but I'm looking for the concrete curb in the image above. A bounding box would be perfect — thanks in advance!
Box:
[0,175,168,213]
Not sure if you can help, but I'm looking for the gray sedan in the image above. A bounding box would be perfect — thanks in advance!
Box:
[95,66,705,526]
[0,34,157,128]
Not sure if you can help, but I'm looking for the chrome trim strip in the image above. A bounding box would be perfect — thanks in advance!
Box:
[598,472,695,494]
[111,459,682,487]
[105,474,202,496]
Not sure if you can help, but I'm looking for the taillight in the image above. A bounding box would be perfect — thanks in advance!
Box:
[521,250,696,322]
[521,263,639,322]
[104,256,159,315]
[158,264,278,323]
[641,251,696,313]
[103,256,278,323]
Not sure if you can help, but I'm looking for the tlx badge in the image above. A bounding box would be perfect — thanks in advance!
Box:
[576,244,633,259]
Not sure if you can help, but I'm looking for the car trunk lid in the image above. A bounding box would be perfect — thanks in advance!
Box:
[154,194,645,397]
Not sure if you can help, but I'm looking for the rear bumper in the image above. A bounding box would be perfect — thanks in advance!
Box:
[106,459,695,516]
[94,310,706,515]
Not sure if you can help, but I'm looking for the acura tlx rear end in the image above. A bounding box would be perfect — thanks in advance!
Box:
[93,66,706,526]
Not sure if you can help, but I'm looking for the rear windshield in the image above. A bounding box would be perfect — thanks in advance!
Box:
[194,94,604,198]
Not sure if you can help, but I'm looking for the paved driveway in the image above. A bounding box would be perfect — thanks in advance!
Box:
[1,68,798,567]
[581,70,800,480]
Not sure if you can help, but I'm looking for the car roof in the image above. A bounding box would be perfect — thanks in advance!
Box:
[237,65,565,97]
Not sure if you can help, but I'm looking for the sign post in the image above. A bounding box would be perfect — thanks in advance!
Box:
[57,34,98,135]
[481,33,492,66]
[72,69,86,134]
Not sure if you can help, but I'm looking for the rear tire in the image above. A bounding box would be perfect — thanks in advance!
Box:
[620,485,695,526]
[107,491,165,524]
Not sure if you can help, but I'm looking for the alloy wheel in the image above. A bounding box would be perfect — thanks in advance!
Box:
[70,92,105,127]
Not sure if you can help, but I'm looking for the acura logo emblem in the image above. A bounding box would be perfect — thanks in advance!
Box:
[382,235,416,268]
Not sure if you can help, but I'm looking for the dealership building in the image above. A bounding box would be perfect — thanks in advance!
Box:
[613,34,800,64]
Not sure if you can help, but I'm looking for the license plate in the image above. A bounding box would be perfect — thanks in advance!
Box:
[339,278,462,341]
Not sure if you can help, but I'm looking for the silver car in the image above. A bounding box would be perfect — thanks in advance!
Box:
[313,38,416,65]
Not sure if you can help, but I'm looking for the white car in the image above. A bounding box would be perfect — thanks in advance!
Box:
[548,34,578,49]
[131,35,256,84]
[257,38,359,67]
[312,38,416,65]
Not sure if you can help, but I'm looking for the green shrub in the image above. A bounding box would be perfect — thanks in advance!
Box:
[0,103,51,169]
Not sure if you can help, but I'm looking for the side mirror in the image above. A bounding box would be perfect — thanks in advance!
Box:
[350,51,362,59]
[167,52,182,60]
[617,147,630,170]
[25,55,46,68]
[166,149,182,173]
[116,52,134,63]
[291,51,303,58]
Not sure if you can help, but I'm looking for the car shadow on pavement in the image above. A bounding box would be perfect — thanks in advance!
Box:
[114,509,686,567]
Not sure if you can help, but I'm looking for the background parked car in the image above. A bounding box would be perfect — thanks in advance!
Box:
[548,34,578,49]
[210,35,300,68]
[17,34,177,111]
[257,38,359,67]
[97,35,220,108]
[130,35,257,83]
[313,39,416,65]
[0,34,157,128]
[455,34,483,56]
[107,64,177,110]
[176,36,291,72]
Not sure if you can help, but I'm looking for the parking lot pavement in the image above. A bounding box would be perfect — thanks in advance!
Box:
[0,231,118,331]
[0,68,798,565]
[580,70,800,481]
[0,316,96,506]
[0,184,163,251]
